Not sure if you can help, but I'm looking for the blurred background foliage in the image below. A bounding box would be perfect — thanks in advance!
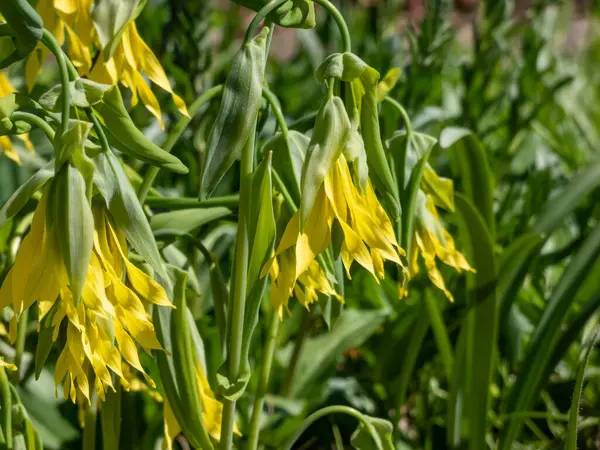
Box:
[2,0,600,449]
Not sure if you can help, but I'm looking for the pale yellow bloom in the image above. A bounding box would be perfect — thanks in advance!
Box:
[163,364,225,449]
[0,191,172,403]
[0,72,34,163]
[28,0,188,126]
[402,192,474,301]
[269,154,404,314]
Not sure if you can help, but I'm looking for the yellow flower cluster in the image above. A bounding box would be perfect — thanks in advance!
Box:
[27,0,188,127]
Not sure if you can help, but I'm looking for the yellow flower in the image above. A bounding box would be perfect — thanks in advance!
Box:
[403,191,474,302]
[0,72,34,163]
[269,154,404,314]
[162,363,225,449]
[28,0,188,126]
[0,191,172,403]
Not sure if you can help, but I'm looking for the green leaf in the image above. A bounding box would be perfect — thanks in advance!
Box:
[241,154,276,375]
[289,308,388,397]
[92,0,145,59]
[200,27,268,198]
[532,161,600,235]
[50,164,94,306]
[263,130,308,203]
[499,222,600,450]
[93,150,167,279]
[0,0,43,68]
[454,193,497,450]
[150,207,231,236]
[39,79,113,111]
[441,127,495,234]
[315,52,379,87]
[0,162,53,227]
[92,88,188,174]
[230,0,315,28]
[566,329,599,450]
[350,416,394,450]
[300,96,351,227]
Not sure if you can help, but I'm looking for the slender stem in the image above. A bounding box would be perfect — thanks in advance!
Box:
[40,30,70,137]
[12,308,28,385]
[282,406,383,450]
[83,389,98,450]
[144,194,239,210]
[10,112,56,142]
[247,311,280,450]
[313,0,352,53]
[86,110,111,154]
[272,170,297,213]
[138,84,225,203]
[0,366,12,449]
[219,132,255,450]
[383,96,412,137]
[262,87,289,143]
[244,0,288,44]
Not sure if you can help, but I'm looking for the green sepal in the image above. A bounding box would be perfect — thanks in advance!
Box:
[299,96,351,228]
[0,0,43,69]
[92,87,188,174]
[50,164,95,306]
[200,27,269,199]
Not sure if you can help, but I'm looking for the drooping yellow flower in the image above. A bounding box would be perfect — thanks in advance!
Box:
[0,191,172,403]
[27,0,188,126]
[162,363,225,449]
[269,154,404,314]
[403,191,474,302]
[0,72,34,163]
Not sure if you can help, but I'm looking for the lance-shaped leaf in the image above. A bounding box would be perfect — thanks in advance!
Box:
[200,27,269,199]
[50,164,94,306]
[92,0,145,59]
[150,208,231,236]
[169,268,214,449]
[350,415,395,450]
[300,96,351,228]
[231,0,315,28]
[263,130,309,203]
[0,162,54,227]
[39,79,113,111]
[0,0,43,68]
[241,154,276,375]
[93,150,167,279]
[92,87,188,174]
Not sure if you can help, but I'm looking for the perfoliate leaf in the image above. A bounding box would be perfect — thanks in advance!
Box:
[350,416,395,450]
[39,79,114,111]
[93,150,167,279]
[0,0,43,68]
[230,0,315,28]
[51,164,94,306]
[54,120,93,172]
[92,87,188,174]
[315,52,379,87]
[200,27,269,198]
[300,96,351,228]
[92,0,145,59]
[0,162,54,227]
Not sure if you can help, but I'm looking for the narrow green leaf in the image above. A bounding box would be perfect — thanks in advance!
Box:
[454,193,497,450]
[150,207,231,236]
[500,222,600,450]
[423,289,453,381]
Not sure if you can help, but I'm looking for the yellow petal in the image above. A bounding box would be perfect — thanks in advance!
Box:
[0,359,17,372]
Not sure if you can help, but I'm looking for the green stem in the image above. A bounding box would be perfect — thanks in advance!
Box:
[219,131,255,450]
[0,366,12,449]
[262,87,289,143]
[144,194,239,210]
[282,406,383,450]
[383,96,412,138]
[138,85,224,203]
[247,311,280,450]
[82,389,98,450]
[282,310,310,396]
[10,112,56,142]
[40,30,70,137]
[244,0,288,44]
[313,0,352,53]
[12,308,28,385]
